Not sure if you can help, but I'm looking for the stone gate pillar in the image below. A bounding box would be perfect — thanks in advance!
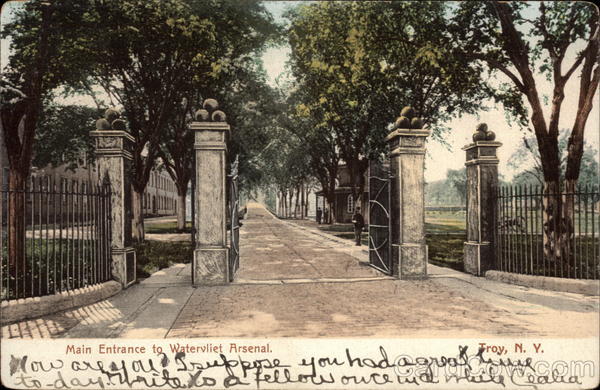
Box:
[90,109,136,287]
[191,99,230,286]
[463,123,502,276]
[387,106,430,279]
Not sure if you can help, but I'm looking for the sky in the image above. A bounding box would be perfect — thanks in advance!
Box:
[2,0,599,183]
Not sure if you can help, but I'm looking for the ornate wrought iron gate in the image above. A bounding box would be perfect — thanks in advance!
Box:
[368,161,392,274]
[227,157,240,281]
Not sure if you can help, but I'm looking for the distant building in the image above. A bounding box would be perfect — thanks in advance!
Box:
[1,148,177,218]
[316,164,369,224]
[143,169,178,217]
[1,117,176,217]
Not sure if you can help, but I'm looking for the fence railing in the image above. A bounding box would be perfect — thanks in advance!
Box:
[495,184,599,280]
[1,176,112,301]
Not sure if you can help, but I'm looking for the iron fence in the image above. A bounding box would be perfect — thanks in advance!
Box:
[495,184,599,279]
[1,175,112,301]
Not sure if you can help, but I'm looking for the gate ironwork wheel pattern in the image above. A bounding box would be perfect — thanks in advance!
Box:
[228,157,240,281]
[368,162,392,274]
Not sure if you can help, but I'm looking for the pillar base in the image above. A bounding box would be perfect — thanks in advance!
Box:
[464,241,493,276]
[193,247,229,286]
[112,247,136,288]
[394,243,428,280]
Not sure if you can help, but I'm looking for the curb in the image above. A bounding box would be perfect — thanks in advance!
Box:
[485,270,600,296]
[1,281,122,325]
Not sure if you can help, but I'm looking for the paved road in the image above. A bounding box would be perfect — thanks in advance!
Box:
[235,203,382,282]
[2,202,598,339]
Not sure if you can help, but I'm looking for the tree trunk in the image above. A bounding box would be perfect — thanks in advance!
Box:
[276,191,280,215]
[542,180,579,278]
[176,191,186,231]
[304,184,310,217]
[279,190,283,217]
[132,188,145,242]
[7,168,26,298]
[326,197,336,224]
[279,190,285,217]
[294,186,300,219]
[290,191,295,218]
[542,180,561,275]
[300,182,305,219]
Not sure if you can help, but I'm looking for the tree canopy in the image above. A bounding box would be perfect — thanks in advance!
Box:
[451,0,599,265]
[1,0,97,182]
[451,1,599,187]
[286,1,496,200]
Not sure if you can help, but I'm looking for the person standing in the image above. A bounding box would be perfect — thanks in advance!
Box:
[316,207,322,224]
[323,207,329,224]
[352,207,365,246]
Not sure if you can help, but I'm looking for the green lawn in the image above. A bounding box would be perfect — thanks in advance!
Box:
[426,234,466,271]
[144,221,192,234]
[425,210,466,234]
[311,212,468,268]
[425,210,466,270]
[134,240,193,278]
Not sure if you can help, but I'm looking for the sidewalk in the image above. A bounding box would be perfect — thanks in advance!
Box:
[2,202,598,339]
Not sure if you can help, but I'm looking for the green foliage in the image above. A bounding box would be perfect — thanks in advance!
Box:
[1,0,98,94]
[285,1,493,199]
[80,0,223,195]
[33,104,102,170]
[274,85,341,203]
[204,60,284,192]
[288,1,492,133]
[1,0,101,187]
[155,1,282,196]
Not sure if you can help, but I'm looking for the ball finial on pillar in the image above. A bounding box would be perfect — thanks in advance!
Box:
[203,98,219,112]
[473,123,495,142]
[212,110,227,122]
[395,116,410,129]
[104,108,120,123]
[96,118,111,130]
[195,109,210,121]
[112,119,127,130]
[394,106,423,130]
[96,108,129,131]
[195,99,227,123]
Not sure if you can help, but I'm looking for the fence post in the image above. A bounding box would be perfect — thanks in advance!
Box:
[90,109,136,287]
[190,99,230,285]
[463,123,502,276]
[387,106,430,279]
